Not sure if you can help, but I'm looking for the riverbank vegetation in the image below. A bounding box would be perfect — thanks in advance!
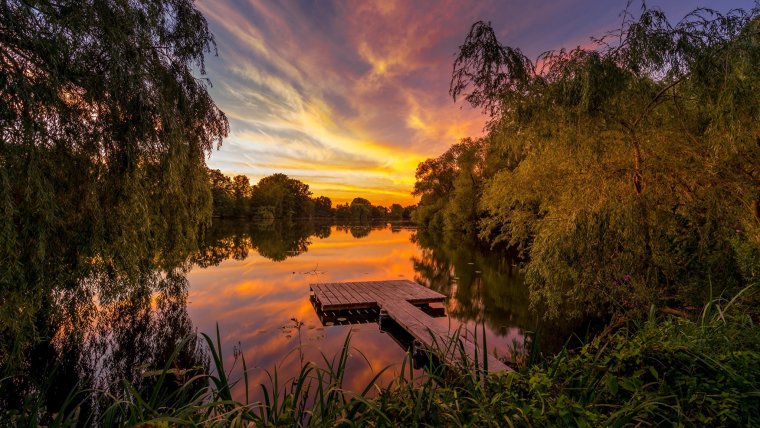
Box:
[7,292,758,426]
[413,4,760,321]
[0,0,228,394]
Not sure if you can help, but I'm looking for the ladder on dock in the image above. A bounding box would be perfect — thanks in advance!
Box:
[310,280,511,373]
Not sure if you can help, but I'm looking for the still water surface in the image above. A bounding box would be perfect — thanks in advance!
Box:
[186,220,568,400]
[8,220,579,412]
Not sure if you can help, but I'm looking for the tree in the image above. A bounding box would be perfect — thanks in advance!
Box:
[334,203,351,219]
[251,174,313,220]
[372,205,388,219]
[313,196,333,218]
[402,205,416,220]
[417,6,760,319]
[349,197,373,221]
[389,204,405,219]
[412,138,486,230]
[0,0,228,413]
[208,169,234,217]
[231,175,252,217]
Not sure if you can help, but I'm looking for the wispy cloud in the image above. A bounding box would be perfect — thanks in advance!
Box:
[197,0,752,205]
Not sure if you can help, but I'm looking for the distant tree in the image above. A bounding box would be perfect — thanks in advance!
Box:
[334,203,351,219]
[402,205,416,220]
[313,196,333,218]
[208,169,234,217]
[372,205,389,219]
[231,175,252,217]
[349,198,373,221]
[251,174,313,220]
[389,204,405,219]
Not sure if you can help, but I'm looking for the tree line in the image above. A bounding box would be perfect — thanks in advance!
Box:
[207,170,415,221]
[414,5,760,320]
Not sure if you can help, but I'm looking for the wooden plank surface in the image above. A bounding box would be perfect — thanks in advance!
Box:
[311,280,445,310]
[381,300,509,373]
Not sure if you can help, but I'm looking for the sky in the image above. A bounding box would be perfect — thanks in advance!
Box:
[197,0,755,206]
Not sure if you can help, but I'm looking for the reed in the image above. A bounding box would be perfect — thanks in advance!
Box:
[10,286,758,427]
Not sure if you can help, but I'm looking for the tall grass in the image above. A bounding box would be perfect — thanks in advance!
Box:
[8,286,759,426]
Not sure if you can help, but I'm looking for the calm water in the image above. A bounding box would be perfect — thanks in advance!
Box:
[5,220,579,412]
[186,220,570,401]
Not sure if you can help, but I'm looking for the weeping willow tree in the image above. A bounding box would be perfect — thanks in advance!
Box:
[0,0,228,368]
[416,3,760,319]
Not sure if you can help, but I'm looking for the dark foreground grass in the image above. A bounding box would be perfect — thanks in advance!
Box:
[5,289,759,427]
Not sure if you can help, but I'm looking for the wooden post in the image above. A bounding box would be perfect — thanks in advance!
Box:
[412,339,423,358]
[378,308,389,330]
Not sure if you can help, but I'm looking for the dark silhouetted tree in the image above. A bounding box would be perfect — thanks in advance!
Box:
[231,175,252,217]
[313,196,333,218]
[0,0,228,373]
[349,198,373,221]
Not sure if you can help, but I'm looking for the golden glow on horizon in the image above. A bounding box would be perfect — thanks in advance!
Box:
[196,0,662,205]
[196,0,489,206]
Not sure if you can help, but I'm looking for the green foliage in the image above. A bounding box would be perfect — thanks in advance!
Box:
[412,138,487,233]
[389,203,405,219]
[250,173,313,220]
[0,0,228,375]
[207,171,408,222]
[349,197,373,221]
[231,175,252,217]
[333,197,393,221]
[207,169,254,218]
[208,169,235,217]
[15,290,758,426]
[415,4,760,319]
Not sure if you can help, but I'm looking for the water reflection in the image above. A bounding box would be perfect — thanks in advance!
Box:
[195,220,330,264]
[411,229,581,359]
[186,220,423,400]
[3,220,576,417]
[2,264,207,421]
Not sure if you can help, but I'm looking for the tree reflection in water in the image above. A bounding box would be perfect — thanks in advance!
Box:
[3,220,583,420]
[194,219,331,265]
[3,260,207,421]
[412,229,587,361]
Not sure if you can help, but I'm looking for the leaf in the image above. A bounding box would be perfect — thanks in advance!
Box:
[648,366,659,380]
[606,375,619,395]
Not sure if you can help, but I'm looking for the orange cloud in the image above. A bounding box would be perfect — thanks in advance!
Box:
[195,0,491,205]
[196,0,701,205]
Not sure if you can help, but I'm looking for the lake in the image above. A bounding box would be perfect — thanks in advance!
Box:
[185,220,573,401]
[3,220,579,410]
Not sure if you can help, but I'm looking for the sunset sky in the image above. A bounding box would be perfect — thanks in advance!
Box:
[197,0,753,206]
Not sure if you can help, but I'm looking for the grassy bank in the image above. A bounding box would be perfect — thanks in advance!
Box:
[5,290,759,427]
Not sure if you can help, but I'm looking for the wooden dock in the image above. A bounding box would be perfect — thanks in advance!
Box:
[310,280,510,373]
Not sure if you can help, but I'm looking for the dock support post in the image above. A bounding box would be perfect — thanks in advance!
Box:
[412,339,425,369]
[378,308,389,330]
[412,339,424,358]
